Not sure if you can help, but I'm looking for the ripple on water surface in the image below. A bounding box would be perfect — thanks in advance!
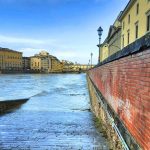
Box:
[0,74,109,149]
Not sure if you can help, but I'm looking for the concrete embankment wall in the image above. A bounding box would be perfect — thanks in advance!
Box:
[0,99,28,114]
[88,34,150,150]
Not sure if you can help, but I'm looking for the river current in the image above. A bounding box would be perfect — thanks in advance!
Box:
[0,74,109,150]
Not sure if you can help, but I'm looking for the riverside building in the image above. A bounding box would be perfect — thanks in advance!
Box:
[22,57,30,72]
[100,12,122,62]
[0,48,22,73]
[30,56,41,72]
[50,56,63,73]
[30,51,63,73]
[99,0,150,62]
[119,0,150,48]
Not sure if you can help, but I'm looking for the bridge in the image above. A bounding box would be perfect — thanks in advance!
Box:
[63,64,94,72]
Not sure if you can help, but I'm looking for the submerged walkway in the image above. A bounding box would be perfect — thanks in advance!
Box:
[0,74,109,149]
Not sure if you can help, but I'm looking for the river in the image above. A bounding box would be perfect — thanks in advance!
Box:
[0,74,109,150]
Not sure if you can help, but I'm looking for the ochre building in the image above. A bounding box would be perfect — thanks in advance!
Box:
[119,0,150,48]
[100,12,122,62]
[30,51,63,73]
[50,56,63,73]
[99,0,150,62]
[0,48,22,73]
[30,56,41,71]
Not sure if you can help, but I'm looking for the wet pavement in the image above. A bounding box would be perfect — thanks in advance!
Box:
[0,74,109,150]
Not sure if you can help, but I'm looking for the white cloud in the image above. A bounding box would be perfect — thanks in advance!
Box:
[20,47,89,64]
[20,47,77,58]
[0,34,97,64]
[0,35,55,45]
[19,48,43,56]
[53,50,77,58]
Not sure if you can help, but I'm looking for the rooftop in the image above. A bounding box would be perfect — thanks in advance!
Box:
[0,47,22,54]
[118,0,136,21]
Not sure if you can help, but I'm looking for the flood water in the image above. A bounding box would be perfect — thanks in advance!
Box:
[0,74,109,150]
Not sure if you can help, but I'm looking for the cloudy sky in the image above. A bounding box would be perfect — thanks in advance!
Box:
[0,0,128,64]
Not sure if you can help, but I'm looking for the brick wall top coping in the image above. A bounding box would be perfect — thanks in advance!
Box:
[93,32,150,69]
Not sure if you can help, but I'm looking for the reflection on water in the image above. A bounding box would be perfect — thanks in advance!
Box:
[0,74,109,149]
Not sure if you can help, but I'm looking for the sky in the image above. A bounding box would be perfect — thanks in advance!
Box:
[0,0,129,64]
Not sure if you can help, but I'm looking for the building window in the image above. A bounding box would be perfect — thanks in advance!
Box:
[128,14,130,24]
[122,35,124,48]
[147,13,150,32]
[127,30,130,45]
[123,21,125,30]
[135,22,139,39]
[136,3,139,15]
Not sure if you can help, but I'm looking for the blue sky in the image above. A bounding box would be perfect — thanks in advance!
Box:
[0,0,128,64]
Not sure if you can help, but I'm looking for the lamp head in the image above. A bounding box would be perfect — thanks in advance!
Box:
[97,26,103,37]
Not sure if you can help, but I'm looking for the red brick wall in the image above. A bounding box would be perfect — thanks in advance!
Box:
[89,48,150,150]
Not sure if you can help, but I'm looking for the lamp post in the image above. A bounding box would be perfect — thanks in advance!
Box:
[97,26,103,63]
[91,52,93,68]
[88,59,90,69]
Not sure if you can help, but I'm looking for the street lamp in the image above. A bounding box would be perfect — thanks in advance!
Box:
[88,59,90,69]
[97,26,103,63]
[91,52,93,68]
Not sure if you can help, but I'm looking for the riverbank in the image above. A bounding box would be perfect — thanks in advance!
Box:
[0,71,84,74]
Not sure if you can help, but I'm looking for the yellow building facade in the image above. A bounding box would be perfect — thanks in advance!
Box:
[108,14,122,56]
[100,13,122,62]
[100,43,109,62]
[99,0,150,62]
[51,56,63,73]
[30,51,63,73]
[0,48,22,72]
[120,0,150,48]
[30,57,41,71]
